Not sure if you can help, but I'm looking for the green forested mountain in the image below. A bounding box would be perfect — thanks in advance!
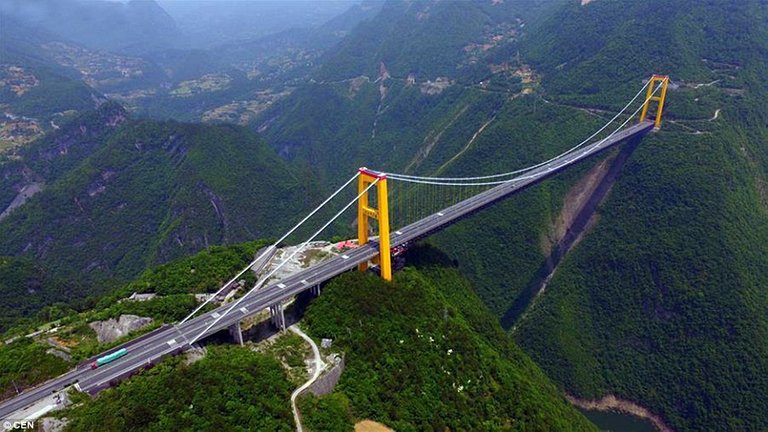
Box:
[300,250,595,431]
[315,0,517,81]
[262,0,768,430]
[0,104,317,284]
[507,1,768,431]
[0,245,593,430]
[62,346,295,431]
[0,15,105,152]
[1,0,768,430]
[257,0,539,183]
[0,256,85,334]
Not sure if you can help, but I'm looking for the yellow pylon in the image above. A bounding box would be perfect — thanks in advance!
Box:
[357,168,392,281]
[639,74,670,129]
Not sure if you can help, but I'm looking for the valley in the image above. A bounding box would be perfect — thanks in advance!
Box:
[2,0,768,431]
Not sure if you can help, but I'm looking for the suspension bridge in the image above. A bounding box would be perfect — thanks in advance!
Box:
[0,75,669,419]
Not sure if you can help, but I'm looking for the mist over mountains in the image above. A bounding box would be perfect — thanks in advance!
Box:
[1,0,181,54]
[0,0,370,54]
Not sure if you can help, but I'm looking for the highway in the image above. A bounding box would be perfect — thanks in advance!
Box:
[0,120,654,420]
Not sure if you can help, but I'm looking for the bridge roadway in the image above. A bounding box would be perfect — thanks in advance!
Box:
[0,120,654,419]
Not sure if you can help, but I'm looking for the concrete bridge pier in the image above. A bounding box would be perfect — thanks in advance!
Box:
[310,284,321,296]
[228,321,244,346]
[269,303,286,331]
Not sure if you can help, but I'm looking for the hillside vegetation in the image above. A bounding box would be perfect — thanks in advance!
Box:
[280,1,768,430]
[0,239,272,398]
[2,243,597,431]
[505,1,768,430]
[258,0,542,183]
[0,105,317,283]
[61,346,294,431]
[300,249,596,431]
[0,256,85,334]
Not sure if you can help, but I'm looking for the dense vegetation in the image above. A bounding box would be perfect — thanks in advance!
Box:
[4,72,99,120]
[255,0,566,184]
[267,1,768,430]
[316,0,517,81]
[0,109,316,283]
[0,239,272,399]
[503,1,768,431]
[111,239,270,297]
[60,346,294,431]
[5,244,595,431]
[0,256,86,333]
[0,338,71,402]
[428,99,604,316]
[300,252,596,431]
[1,1,767,430]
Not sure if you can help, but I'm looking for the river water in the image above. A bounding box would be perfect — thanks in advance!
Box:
[579,408,658,432]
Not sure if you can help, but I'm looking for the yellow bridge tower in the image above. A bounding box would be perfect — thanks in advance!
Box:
[357,167,392,281]
[640,74,670,129]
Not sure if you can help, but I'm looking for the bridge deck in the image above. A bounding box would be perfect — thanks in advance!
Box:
[0,120,654,418]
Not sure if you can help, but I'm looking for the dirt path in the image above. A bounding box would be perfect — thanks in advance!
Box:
[435,112,498,175]
[710,108,721,121]
[567,394,673,432]
[404,105,469,173]
[289,325,326,432]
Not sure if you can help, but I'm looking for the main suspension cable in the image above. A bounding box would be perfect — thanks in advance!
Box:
[383,80,664,187]
[383,79,652,182]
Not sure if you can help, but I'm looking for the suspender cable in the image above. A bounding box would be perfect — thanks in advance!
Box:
[178,172,360,325]
[383,79,652,182]
[188,178,381,345]
[385,80,664,188]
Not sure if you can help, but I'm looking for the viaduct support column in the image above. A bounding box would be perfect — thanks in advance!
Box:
[269,303,286,331]
[228,321,244,346]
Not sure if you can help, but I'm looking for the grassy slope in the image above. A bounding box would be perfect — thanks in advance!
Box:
[299,249,596,431]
